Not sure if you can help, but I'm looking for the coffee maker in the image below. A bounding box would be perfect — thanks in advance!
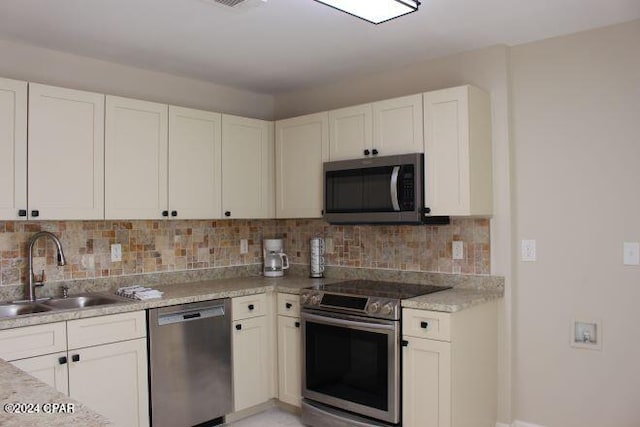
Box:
[263,239,289,277]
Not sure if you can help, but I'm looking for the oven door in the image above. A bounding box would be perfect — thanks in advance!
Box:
[301,309,400,424]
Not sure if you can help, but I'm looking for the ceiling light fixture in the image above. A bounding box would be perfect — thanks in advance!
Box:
[314,0,420,24]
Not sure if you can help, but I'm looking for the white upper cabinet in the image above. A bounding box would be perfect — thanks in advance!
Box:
[423,85,493,216]
[275,112,329,219]
[221,114,274,219]
[329,104,372,161]
[105,96,168,220]
[0,77,27,220]
[168,106,222,219]
[373,94,424,155]
[28,83,105,220]
[329,95,424,161]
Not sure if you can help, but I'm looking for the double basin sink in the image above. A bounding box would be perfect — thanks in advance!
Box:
[0,294,131,318]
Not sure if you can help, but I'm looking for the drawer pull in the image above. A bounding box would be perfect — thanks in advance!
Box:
[235,324,242,331]
[248,304,255,311]
[420,321,429,329]
[58,356,68,365]
[295,321,300,328]
[286,303,292,309]
[401,340,409,347]
[71,354,80,362]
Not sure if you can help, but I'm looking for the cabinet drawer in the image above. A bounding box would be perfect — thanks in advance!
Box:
[402,308,451,342]
[0,322,67,361]
[232,293,267,320]
[67,311,146,350]
[277,293,300,317]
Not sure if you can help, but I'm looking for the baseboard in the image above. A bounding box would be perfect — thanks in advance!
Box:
[496,421,547,427]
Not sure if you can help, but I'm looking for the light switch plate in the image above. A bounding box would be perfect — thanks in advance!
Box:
[623,242,639,265]
[110,244,122,262]
[240,239,248,254]
[521,239,536,262]
[452,241,464,260]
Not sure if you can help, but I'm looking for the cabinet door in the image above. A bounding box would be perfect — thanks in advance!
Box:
[28,83,105,220]
[402,338,451,427]
[221,115,274,218]
[329,104,372,160]
[11,352,69,395]
[423,86,492,216]
[0,78,27,220]
[68,338,149,427]
[373,94,424,156]
[232,315,270,411]
[277,315,301,407]
[275,112,329,218]
[169,106,222,219]
[105,96,168,219]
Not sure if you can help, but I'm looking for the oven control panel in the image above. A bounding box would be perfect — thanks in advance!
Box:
[301,289,400,320]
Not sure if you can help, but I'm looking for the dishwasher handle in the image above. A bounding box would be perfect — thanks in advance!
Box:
[157,304,226,326]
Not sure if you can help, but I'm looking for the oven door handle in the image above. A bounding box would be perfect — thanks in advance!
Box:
[302,311,396,332]
[390,166,400,212]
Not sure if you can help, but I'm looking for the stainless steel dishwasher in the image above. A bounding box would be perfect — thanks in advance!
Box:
[148,299,232,427]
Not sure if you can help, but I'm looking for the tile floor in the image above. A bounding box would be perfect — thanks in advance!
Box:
[225,407,305,426]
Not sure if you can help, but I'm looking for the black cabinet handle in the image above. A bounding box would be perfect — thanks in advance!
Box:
[31,210,39,217]
[286,303,292,309]
[401,340,409,347]
[225,211,231,217]
[424,207,431,214]
[295,321,300,328]
[235,324,242,330]
[363,149,370,156]
[18,209,27,217]
[420,321,429,329]
[71,354,80,362]
[248,304,255,311]
[372,149,379,155]
[58,356,68,365]
[171,210,177,217]
[162,210,169,217]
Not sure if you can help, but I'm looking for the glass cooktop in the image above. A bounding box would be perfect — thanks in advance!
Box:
[317,280,450,300]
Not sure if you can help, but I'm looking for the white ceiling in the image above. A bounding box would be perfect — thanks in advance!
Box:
[0,0,638,94]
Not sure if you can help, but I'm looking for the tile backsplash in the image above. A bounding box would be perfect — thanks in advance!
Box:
[0,218,490,288]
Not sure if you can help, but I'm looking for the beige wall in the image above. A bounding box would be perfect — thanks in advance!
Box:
[510,19,640,427]
[274,45,514,423]
[0,38,275,120]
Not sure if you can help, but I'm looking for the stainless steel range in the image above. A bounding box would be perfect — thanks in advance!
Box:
[300,280,450,427]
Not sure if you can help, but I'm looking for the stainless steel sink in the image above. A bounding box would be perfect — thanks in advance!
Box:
[0,303,53,317]
[41,294,129,310]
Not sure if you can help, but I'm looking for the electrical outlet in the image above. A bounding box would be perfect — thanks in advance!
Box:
[521,239,536,262]
[325,238,334,254]
[240,239,248,254]
[452,241,464,260]
[623,242,639,265]
[110,244,122,262]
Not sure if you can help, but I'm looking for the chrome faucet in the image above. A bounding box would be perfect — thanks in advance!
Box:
[27,231,66,302]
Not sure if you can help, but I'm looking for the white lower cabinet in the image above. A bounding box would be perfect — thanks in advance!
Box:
[402,302,497,427]
[231,293,275,412]
[276,293,301,407]
[0,311,149,427]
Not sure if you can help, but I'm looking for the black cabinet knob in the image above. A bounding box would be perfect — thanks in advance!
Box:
[364,149,370,156]
[58,356,68,365]
[31,210,39,217]
[235,324,242,330]
[18,209,27,217]
[401,340,409,347]
[248,304,255,311]
[225,211,231,217]
[285,303,292,309]
[372,149,379,155]
[420,321,429,329]
[295,321,300,328]
[162,210,169,217]
[71,354,80,362]
[171,210,177,217]
[424,207,431,214]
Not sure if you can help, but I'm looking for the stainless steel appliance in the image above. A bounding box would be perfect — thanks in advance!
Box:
[324,153,440,224]
[309,237,325,278]
[148,299,232,427]
[300,280,450,427]
[263,238,290,277]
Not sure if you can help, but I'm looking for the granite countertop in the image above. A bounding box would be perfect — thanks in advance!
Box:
[0,359,111,426]
[0,274,502,330]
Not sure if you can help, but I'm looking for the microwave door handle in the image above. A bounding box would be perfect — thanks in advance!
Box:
[390,166,401,211]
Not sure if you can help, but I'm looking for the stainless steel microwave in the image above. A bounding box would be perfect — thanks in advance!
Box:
[323,153,430,224]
